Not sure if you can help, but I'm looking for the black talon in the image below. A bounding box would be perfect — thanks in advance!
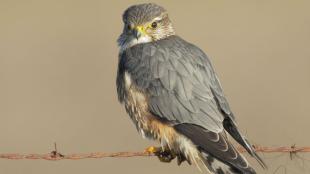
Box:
[177,153,187,165]
[154,149,176,163]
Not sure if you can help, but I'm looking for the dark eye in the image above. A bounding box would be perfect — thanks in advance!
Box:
[127,24,131,30]
[151,22,157,28]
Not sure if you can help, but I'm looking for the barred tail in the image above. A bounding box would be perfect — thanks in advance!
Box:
[201,151,256,174]
[174,124,257,174]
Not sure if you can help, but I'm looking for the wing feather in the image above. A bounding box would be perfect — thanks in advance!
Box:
[120,36,225,133]
[117,35,266,169]
[174,124,256,173]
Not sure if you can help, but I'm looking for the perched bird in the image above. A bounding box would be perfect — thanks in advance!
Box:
[116,3,266,174]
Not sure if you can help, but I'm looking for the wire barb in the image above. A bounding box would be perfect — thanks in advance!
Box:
[0,145,309,161]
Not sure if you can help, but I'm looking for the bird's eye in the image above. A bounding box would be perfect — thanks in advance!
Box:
[127,24,132,30]
[151,22,157,29]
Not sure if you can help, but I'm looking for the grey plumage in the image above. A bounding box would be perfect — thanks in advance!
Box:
[174,124,256,174]
[122,3,166,25]
[117,3,266,174]
[117,35,266,173]
[118,36,224,132]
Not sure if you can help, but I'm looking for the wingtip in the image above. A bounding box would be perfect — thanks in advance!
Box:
[243,139,267,169]
[253,152,268,170]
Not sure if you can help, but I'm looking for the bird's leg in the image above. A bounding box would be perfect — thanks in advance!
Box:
[144,146,176,163]
[177,153,190,165]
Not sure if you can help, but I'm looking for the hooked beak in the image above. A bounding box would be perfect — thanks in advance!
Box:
[132,26,145,40]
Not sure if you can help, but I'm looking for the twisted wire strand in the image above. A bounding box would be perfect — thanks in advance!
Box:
[1,145,309,161]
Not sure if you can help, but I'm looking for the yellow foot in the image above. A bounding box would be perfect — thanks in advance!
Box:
[144,146,160,154]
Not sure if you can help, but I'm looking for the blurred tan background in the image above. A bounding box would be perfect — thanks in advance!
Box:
[0,0,310,173]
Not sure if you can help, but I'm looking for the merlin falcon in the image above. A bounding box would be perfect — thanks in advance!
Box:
[116,3,266,174]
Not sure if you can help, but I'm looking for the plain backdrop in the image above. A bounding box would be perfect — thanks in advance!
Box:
[1,0,310,174]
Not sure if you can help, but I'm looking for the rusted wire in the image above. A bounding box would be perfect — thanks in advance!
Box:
[238,145,310,153]
[0,151,152,161]
[1,145,310,161]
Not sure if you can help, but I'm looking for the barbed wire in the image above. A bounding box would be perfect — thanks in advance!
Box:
[0,143,310,161]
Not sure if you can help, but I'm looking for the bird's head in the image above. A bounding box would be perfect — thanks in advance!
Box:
[118,3,175,51]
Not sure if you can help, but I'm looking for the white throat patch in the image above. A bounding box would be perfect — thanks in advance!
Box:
[120,35,152,52]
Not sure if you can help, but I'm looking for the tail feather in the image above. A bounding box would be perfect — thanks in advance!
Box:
[201,152,254,174]
[223,118,267,169]
[174,123,257,174]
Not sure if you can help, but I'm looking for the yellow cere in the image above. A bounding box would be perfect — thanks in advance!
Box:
[135,26,146,34]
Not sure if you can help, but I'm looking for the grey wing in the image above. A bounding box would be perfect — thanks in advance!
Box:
[188,44,267,168]
[188,43,234,119]
[122,37,266,168]
[144,40,226,133]
[145,41,266,168]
